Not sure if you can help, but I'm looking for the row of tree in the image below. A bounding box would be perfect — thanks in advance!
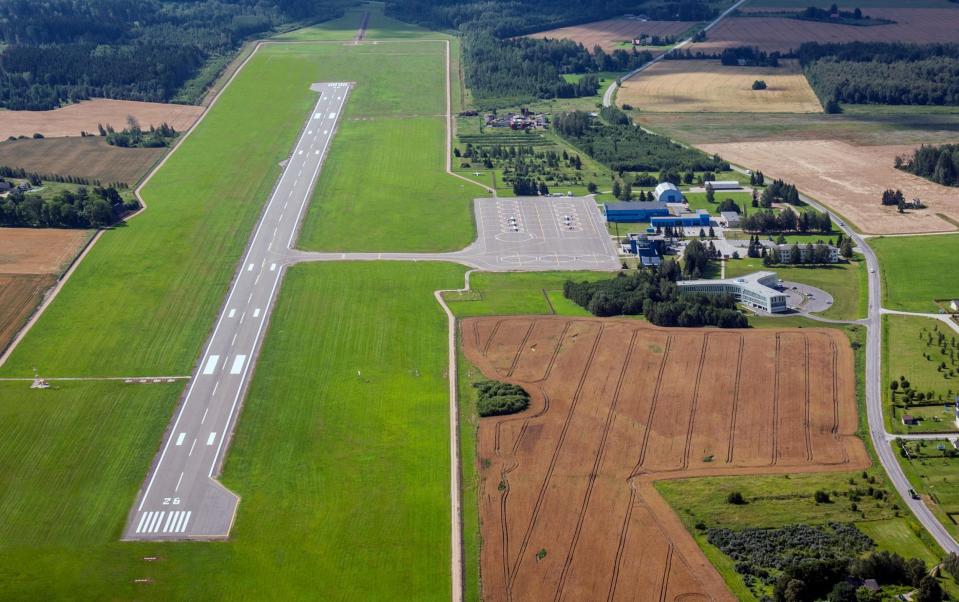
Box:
[741,207,833,234]
[896,143,959,187]
[553,109,729,173]
[799,42,959,107]
[563,263,748,328]
[0,185,137,228]
[102,120,177,149]
[0,165,126,189]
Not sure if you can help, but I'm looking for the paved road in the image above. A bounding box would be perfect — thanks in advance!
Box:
[124,83,351,540]
[602,0,747,108]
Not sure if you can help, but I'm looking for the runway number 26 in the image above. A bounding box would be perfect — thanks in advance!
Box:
[163,497,181,506]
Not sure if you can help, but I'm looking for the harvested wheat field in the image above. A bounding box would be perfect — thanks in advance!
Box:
[618,59,822,113]
[527,18,696,51]
[0,229,92,353]
[0,98,202,140]
[0,137,165,185]
[691,9,959,54]
[463,316,868,601]
[700,140,959,234]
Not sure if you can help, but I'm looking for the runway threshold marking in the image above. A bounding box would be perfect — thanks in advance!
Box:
[253,308,261,318]
[270,263,276,271]
[207,432,217,446]
[175,433,186,446]
[228,309,236,318]
[230,355,246,374]
[246,263,254,272]
[202,355,219,375]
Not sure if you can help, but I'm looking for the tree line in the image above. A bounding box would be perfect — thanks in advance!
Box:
[553,109,729,173]
[798,42,959,107]
[0,165,127,190]
[0,0,349,109]
[0,185,137,228]
[563,263,748,328]
[741,207,833,234]
[896,143,959,187]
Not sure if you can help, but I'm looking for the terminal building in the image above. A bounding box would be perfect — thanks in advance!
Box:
[770,243,840,264]
[678,271,788,313]
[604,201,669,223]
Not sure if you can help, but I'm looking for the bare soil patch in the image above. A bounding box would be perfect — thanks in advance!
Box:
[0,99,202,140]
[691,9,959,53]
[619,59,821,113]
[0,137,165,185]
[528,18,696,52]
[0,228,92,354]
[700,139,959,234]
[463,316,867,601]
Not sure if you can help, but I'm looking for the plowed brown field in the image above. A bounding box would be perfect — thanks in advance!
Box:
[0,229,92,353]
[699,140,959,234]
[0,137,166,185]
[527,18,696,52]
[0,99,203,139]
[463,316,868,601]
[691,9,959,53]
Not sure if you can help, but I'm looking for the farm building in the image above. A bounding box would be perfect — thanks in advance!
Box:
[950,300,959,312]
[604,201,669,223]
[705,180,741,191]
[720,211,740,227]
[654,182,684,203]
[678,271,788,313]
[902,414,918,426]
[770,243,839,264]
[651,209,711,228]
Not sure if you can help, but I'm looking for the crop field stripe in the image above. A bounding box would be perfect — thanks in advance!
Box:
[506,322,536,377]
[553,330,639,601]
[635,336,673,473]
[658,544,674,602]
[804,336,813,462]
[483,320,502,356]
[606,487,637,602]
[682,335,710,470]
[507,324,606,594]
[541,322,572,382]
[830,338,849,464]
[772,333,782,466]
[725,336,745,464]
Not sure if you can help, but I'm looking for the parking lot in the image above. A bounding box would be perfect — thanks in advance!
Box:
[457,197,620,271]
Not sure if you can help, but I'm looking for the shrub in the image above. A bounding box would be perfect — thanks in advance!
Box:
[474,379,530,417]
[726,491,746,505]
[751,79,767,90]
[815,490,831,503]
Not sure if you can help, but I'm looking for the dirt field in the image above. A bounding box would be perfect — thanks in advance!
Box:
[0,137,165,185]
[527,18,696,51]
[691,9,959,53]
[0,99,203,140]
[0,229,92,353]
[618,59,822,113]
[463,316,868,601]
[699,140,959,234]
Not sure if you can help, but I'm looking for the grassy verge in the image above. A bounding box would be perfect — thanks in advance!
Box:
[871,234,959,312]
[444,271,614,317]
[883,315,959,434]
[458,349,482,602]
[726,255,866,320]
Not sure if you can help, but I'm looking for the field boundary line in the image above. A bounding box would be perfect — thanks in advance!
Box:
[434,268,476,602]
[725,335,745,464]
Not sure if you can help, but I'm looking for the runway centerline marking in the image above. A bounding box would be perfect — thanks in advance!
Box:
[175,472,184,493]
[188,438,197,456]
[201,407,209,424]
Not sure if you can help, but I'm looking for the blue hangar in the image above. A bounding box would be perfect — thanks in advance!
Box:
[603,201,669,223]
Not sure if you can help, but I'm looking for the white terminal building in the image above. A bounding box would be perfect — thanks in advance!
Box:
[678,271,788,313]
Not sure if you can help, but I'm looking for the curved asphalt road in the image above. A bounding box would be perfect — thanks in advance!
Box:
[124,83,351,540]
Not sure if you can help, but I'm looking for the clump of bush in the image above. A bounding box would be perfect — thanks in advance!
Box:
[474,379,530,417]
[752,79,767,90]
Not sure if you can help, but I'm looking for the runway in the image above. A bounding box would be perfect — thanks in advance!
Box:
[123,82,351,540]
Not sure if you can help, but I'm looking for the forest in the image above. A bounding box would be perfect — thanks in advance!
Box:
[896,144,959,187]
[0,0,349,109]
[799,42,959,106]
[564,263,748,328]
[0,185,137,228]
[553,109,729,173]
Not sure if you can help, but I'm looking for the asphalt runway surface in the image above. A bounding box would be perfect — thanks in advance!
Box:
[124,82,351,540]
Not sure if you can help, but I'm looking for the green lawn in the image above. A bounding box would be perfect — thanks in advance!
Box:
[872,234,959,312]
[896,439,959,540]
[0,262,466,599]
[444,271,614,317]
[684,191,752,215]
[883,315,959,433]
[725,256,866,320]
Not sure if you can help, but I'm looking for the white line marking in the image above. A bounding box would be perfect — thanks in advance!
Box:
[172,511,186,533]
[164,511,176,532]
[247,263,254,272]
[189,438,197,456]
[230,355,246,374]
[228,309,236,318]
[202,355,219,375]
[178,511,192,533]
[308,130,312,135]
[323,130,329,135]
[315,150,320,155]
[175,433,186,446]
[212,381,219,395]
[207,432,217,446]
[254,273,260,285]
[253,308,261,318]
[150,511,164,533]
[270,263,276,271]
[201,407,209,424]
[136,512,150,533]
[328,112,337,119]
[175,473,184,493]
[231,333,237,346]
[240,312,245,324]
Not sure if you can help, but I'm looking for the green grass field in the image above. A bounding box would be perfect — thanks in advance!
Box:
[883,315,959,433]
[725,256,866,320]
[0,262,466,599]
[896,438,959,540]
[444,271,613,317]
[872,234,959,312]
[684,191,752,215]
